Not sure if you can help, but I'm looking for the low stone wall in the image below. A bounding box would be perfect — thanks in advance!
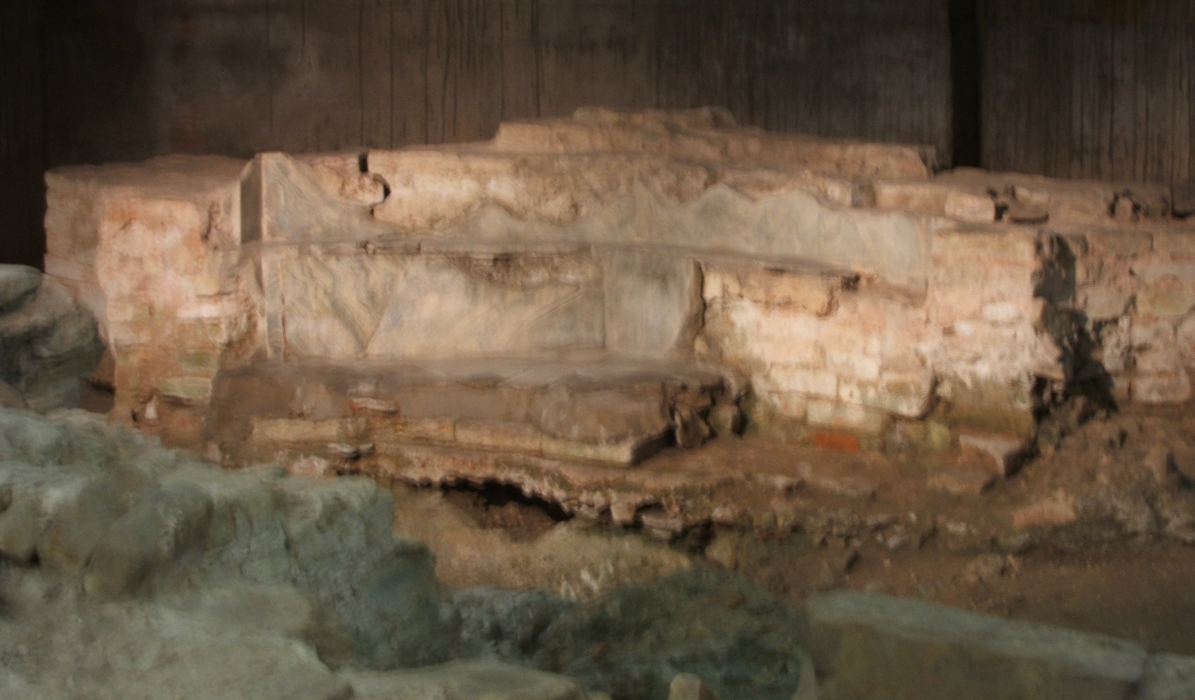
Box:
[41,108,1195,457]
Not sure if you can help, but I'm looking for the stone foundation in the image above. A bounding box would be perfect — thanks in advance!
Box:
[43,108,1195,475]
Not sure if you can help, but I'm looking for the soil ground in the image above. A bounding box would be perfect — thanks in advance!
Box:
[430,401,1195,657]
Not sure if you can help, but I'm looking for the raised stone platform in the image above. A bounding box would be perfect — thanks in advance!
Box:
[41,107,1195,525]
[207,354,729,468]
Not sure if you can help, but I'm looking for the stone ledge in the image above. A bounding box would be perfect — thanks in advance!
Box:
[804,590,1149,700]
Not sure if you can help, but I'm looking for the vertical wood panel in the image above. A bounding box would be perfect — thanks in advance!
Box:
[0,3,45,268]
[983,0,1195,185]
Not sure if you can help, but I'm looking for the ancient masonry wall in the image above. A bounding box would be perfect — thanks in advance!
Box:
[41,109,1195,458]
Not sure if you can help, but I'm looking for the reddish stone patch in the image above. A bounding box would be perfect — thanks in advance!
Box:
[811,429,860,453]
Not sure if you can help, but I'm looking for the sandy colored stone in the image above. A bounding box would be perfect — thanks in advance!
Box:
[493,107,932,180]
[805,589,1147,700]
[944,190,997,223]
[806,399,889,434]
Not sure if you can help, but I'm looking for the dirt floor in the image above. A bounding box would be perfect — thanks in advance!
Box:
[425,401,1195,657]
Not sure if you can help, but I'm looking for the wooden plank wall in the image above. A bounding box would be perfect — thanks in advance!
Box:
[1,4,46,269]
[40,0,953,161]
[981,0,1195,185]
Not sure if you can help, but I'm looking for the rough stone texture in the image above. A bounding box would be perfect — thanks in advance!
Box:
[363,437,884,540]
[41,109,1195,476]
[491,107,933,180]
[280,252,605,359]
[342,661,590,700]
[44,155,252,442]
[0,407,449,670]
[1140,653,1195,700]
[0,264,41,308]
[530,567,807,700]
[209,357,722,467]
[0,266,104,413]
[392,487,692,600]
[601,249,704,359]
[805,590,1148,700]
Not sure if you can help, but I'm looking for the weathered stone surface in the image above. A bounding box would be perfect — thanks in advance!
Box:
[806,399,889,435]
[0,264,41,309]
[531,567,806,700]
[0,380,25,410]
[805,590,1148,700]
[281,252,605,359]
[493,106,932,180]
[1012,492,1079,530]
[213,356,721,467]
[1140,653,1195,700]
[944,190,997,222]
[0,407,450,670]
[1081,285,1133,320]
[342,661,590,700]
[396,487,692,599]
[602,249,703,358]
[669,673,721,700]
[0,273,104,414]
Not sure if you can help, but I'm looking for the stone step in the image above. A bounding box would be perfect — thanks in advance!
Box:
[206,354,730,468]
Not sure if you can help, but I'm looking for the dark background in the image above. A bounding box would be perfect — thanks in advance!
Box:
[4,0,1194,269]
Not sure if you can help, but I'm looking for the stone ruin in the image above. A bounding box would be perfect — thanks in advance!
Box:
[2,107,1195,699]
[39,106,1195,531]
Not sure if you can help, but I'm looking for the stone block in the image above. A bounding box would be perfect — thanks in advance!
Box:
[805,590,1147,700]
[838,369,933,419]
[932,229,1038,265]
[156,376,214,404]
[768,366,839,400]
[251,417,366,444]
[282,253,606,360]
[1152,231,1195,257]
[825,351,882,382]
[1132,321,1186,375]
[602,249,703,358]
[1086,230,1153,257]
[1137,273,1195,318]
[1082,285,1133,320]
[806,399,889,434]
[873,180,950,214]
[1132,374,1193,404]
[1177,315,1195,370]
[980,301,1026,325]
[1140,653,1195,700]
[944,190,997,223]
[717,267,838,315]
[935,377,1036,438]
